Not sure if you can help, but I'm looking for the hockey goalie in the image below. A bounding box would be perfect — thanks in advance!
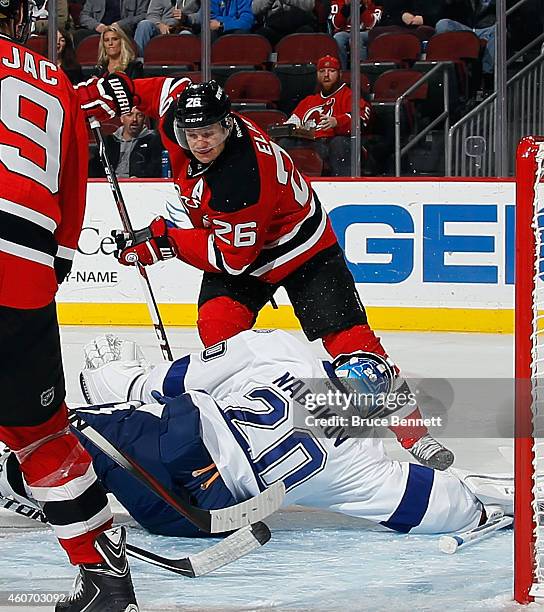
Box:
[1,330,513,542]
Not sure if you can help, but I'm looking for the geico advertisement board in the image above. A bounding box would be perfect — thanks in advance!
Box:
[57,179,516,310]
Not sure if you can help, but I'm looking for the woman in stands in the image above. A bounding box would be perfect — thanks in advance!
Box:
[91,24,143,79]
[56,28,84,84]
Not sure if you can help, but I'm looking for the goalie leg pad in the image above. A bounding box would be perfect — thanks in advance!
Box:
[449,468,514,516]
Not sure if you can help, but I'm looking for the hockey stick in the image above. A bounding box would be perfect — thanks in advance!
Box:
[438,514,513,554]
[89,119,173,362]
[0,496,271,577]
[69,408,285,533]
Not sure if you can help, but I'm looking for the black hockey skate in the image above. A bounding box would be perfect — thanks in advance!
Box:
[409,434,454,471]
[56,526,138,612]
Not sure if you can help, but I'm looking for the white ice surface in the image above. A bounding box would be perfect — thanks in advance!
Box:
[0,328,528,611]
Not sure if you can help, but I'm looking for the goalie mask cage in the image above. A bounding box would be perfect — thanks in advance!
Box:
[515,135,544,604]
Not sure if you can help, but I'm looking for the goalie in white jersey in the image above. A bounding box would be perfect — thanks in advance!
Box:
[55,329,512,539]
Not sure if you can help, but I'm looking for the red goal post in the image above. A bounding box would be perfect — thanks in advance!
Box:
[515,136,544,604]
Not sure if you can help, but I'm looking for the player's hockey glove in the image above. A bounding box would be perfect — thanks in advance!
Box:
[76,72,137,122]
[113,216,177,266]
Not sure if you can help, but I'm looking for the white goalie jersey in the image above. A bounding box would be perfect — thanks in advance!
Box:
[82,330,482,534]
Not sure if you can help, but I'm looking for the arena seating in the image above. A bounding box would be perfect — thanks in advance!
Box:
[144,34,201,76]
[211,34,272,85]
[25,35,48,55]
[288,147,324,176]
[361,33,422,85]
[241,110,288,131]
[225,71,281,110]
[75,34,101,77]
[64,0,506,177]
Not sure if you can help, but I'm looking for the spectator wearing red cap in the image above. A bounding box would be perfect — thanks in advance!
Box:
[280,54,372,176]
[330,0,383,69]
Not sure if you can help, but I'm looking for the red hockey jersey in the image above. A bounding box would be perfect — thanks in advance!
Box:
[330,0,383,33]
[287,83,372,139]
[0,34,88,309]
[133,77,337,283]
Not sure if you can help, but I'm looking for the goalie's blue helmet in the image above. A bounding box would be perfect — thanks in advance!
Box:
[333,352,395,397]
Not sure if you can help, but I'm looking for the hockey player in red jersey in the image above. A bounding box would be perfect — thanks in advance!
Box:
[281,54,372,176]
[91,76,455,471]
[0,2,138,609]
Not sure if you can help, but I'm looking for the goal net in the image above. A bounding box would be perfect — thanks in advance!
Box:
[515,136,544,604]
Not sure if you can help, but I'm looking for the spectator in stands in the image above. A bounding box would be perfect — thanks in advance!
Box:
[33,0,72,33]
[252,0,316,46]
[330,0,383,69]
[134,0,194,56]
[182,0,254,42]
[435,0,496,75]
[398,0,445,33]
[89,107,163,178]
[368,0,444,40]
[90,24,144,78]
[75,0,149,45]
[280,54,372,176]
[56,28,84,83]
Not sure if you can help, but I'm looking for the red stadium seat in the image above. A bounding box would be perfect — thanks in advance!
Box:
[373,69,428,101]
[416,30,482,98]
[76,34,100,64]
[288,147,324,177]
[25,35,48,56]
[241,110,288,131]
[211,34,272,84]
[144,34,201,76]
[426,31,481,62]
[341,71,371,96]
[372,69,428,138]
[225,71,281,109]
[367,33,421,63]
[274,33,339,66]
[361,32,422,85]
[212,34,271,67]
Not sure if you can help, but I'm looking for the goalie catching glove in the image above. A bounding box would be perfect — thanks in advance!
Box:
[76,72,137,122]
[113,216,177,266]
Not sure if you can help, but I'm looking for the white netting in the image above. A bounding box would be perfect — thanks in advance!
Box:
[530,141,544,595]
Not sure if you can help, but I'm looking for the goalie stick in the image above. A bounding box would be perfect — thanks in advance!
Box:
[438,512,513,554]
[69,408,285,533]
[90,119,173,362]
[0,495,271,577]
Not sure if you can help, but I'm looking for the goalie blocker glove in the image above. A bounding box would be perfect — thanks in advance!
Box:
[76,72,136,123]
[113,216,177,266]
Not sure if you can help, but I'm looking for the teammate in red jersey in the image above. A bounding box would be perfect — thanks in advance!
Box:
[90,76,455,471]
[281,54,372,176]
[0,2,138,609]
